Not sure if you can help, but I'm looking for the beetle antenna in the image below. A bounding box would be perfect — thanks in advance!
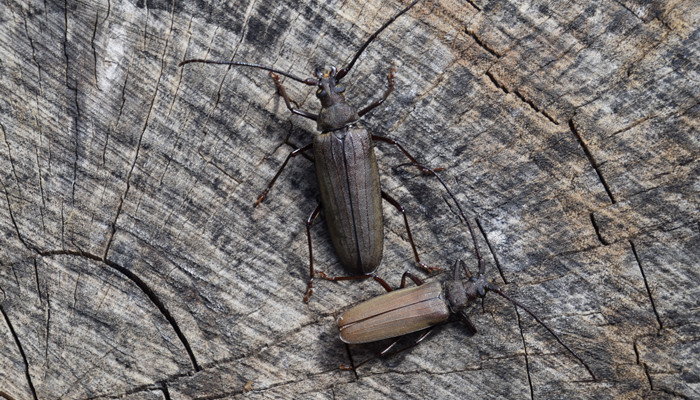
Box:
[486,282,597,381]
[427,170,485,277]
[179,59,319,85]
[336,0,424,81]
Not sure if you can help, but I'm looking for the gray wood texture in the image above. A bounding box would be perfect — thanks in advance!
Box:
[0,0,697,398]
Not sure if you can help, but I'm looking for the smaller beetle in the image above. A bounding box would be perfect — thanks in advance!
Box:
[337,189,597,380]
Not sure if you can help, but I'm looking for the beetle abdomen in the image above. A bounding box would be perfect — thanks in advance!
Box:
[338,282,450,344]
[314,125,383,274]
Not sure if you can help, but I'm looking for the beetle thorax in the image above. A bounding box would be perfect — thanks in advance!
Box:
[445,275,489,314]
[444,280,470,314]
[314,66,359,132]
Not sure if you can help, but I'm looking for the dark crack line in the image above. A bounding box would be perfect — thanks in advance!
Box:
[1,123,23,200]
[568,119,615,204]
[343,342,360,380]
[590,212,609,245]
[465,28,499,58]
[38,249,201,371]
[0,305,39,400]
[629,240,663,330]
[61,0,80,205]
[1,177,32,251]
[464,0,481,12]
[44,292,51,377]
[83,372,193,400]
[484,71,558,124]
[187,365,349,400]
[91,12,99,86]
[32,258,42,301]
[513,307,535,400]
[23,17,44,94]
[34,146,47,232]
[161,381,172,400]
[642,361,654,391]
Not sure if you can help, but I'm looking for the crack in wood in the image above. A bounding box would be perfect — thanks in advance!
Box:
[512,307,535,400]
[1,177,32,252]
[484,71,558,124]
[1,305,39,400]
[568,119,616,204]
[590,212,609,246]
[629,240,663,330]
[38,249,202,372]
[465,28,500,58]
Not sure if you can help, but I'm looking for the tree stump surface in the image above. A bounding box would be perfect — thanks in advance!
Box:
[0,0,697,399]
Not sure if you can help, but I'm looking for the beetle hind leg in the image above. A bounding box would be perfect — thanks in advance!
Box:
[381,191,441,274]
[342,328,436,371]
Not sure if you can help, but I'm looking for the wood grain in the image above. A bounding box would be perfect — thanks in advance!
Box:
[0,0,697,398]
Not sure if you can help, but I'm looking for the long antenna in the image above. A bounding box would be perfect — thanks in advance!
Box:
[488,282,598,381]
[179,59,318,85]
[336,0,424,80]
[426,170,485,276]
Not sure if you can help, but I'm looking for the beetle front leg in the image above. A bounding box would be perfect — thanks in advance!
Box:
[400,271,424,288]
[269,72,318,121]
[381,191,440,274]
[255,143,313,206]
[358,68,395,117]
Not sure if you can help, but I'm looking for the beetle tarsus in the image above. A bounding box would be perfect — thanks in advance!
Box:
[418,262,441,274]
[303,284,313,303]
[254,190,269,207]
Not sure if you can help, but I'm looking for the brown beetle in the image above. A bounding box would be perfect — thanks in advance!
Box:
[180,0,449,302]
[337,187,597,380]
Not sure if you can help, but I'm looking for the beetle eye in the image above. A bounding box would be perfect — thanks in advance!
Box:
[316,88,325,97]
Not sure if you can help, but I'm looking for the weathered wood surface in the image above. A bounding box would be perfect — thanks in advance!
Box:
[0,0,697,398]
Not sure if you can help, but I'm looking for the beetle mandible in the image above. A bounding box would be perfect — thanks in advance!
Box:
[180,0,447,302]
[337,177,597,380]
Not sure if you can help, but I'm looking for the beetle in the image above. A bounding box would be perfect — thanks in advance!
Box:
[337,186,597,380]
[180,0,447,302]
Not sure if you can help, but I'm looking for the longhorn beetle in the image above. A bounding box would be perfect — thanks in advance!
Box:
[180,0,451,302]
[337,174,597,380]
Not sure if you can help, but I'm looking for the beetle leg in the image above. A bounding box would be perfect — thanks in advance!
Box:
[372,135,444,174]
[400,271,424,288]
[269,72,318,120]
[255,143,314,207]
[304,204,323,303]
[357,68,395,117]
[316,271,393,293]
[343,327,436,371]
[381,190,440,273]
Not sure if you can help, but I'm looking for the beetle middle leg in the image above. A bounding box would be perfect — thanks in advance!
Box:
[381,191,440,273]
[255,143,314,206]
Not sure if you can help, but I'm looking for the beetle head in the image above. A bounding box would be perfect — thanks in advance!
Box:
[313,65,347,107]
